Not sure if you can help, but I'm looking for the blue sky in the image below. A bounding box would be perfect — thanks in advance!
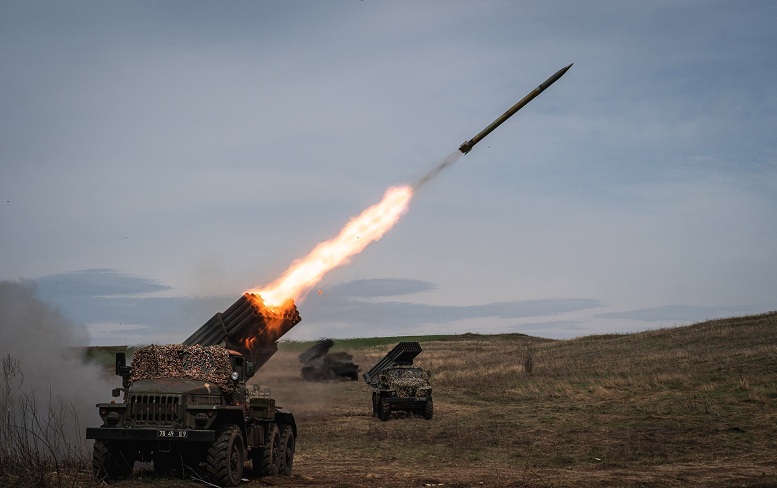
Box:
[2,1,775,345]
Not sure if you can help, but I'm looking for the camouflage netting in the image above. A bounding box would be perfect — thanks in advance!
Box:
[129,344,235,394]
[382,366,432,398]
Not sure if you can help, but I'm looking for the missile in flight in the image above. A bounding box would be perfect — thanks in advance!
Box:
[458,63,572,155]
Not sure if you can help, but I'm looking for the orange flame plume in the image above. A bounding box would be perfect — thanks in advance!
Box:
[248,185,413,308]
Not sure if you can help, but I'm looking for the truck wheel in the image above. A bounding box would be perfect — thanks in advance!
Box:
[372,393,378,417]
[93,440,135,481]
[378,399,391,421]
[207,424,244,487]
[423,399,434,420]
[253,423,280,476]
[278,424,295,476]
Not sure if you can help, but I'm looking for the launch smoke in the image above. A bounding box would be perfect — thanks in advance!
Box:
[0,281,110,463]
[414,151,463,189]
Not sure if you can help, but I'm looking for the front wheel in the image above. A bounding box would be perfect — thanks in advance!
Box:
[206,424,244,487]
[378,399,391,421]
[423,399,434,420]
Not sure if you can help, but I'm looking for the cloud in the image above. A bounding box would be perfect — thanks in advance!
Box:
[305,278,601,328]
[594,304,764,323]
[33,269,228,344]
[326,278,436,298]
[34,268,171,297]
[29,270,602,344]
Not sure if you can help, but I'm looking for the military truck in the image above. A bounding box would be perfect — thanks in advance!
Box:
[363,342,433,421]
[86,293,301,487]
[299,338,359,381]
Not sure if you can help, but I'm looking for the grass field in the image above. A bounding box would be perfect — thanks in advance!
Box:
[9,312,777,487]
[258,312,777,487]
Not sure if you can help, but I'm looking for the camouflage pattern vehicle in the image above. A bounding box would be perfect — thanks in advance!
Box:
[363,342,433,421]
[86,294,300,487]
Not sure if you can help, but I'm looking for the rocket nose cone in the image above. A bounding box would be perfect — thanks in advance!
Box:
[558,64,573,77]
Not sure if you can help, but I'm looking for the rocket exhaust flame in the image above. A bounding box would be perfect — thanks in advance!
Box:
[248,151,459,310]
[249,185,413,307]
[249,64,572,310]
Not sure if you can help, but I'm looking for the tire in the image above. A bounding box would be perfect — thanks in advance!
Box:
[278,424,295,476]
[423,399,434,420]
[372,393,378,417]
[252,423,280,476]
[206,424,245,487]
[93,440,135,481]
[378,399,391,421]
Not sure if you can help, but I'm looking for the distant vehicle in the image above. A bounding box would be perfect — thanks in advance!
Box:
[363,342,433,421]
[299,338,359,381]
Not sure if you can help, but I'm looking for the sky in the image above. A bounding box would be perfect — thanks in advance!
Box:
[2,1,776,346]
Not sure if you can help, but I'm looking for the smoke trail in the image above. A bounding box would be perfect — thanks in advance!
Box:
[414,150,463,189]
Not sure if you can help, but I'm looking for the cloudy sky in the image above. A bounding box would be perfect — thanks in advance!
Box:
[2,1,775,346]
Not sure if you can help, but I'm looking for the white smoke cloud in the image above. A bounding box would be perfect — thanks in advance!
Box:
[0,281,113,458]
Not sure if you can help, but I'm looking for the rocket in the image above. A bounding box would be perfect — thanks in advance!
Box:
[458,63,572,155]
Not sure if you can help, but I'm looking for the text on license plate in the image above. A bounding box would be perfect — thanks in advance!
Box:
[158,430,187,438]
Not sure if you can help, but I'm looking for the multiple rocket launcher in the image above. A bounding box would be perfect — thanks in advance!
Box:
[183,294,301,369]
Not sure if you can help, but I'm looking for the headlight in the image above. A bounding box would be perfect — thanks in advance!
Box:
[231,371,239,381]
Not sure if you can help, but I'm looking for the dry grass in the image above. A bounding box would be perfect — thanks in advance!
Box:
[0,355,93,488]
[8,311,777,487]
[272,312,777,487]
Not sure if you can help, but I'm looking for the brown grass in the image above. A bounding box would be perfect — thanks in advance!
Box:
[11,311,777,487]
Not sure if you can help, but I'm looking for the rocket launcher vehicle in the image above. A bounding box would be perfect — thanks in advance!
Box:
[362,341,423,387]
[183,293,301,370]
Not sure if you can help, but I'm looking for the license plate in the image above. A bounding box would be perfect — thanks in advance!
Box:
[157,430,188,438]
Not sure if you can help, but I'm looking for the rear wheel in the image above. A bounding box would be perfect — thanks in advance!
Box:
[278,424,295,476]
[206,424,244,487]
[93,440,135,481]
[252,423,280,476]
